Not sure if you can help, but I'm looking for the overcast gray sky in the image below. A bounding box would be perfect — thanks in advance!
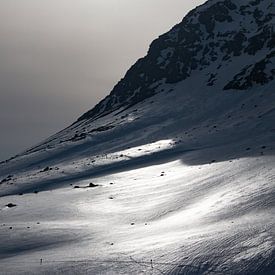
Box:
[0,0,205,161]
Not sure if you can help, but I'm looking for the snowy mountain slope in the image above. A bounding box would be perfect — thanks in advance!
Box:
[76,0,275,121]
[0,0,275,274]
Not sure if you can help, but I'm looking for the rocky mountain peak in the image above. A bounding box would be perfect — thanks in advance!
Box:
[78,0,274,122]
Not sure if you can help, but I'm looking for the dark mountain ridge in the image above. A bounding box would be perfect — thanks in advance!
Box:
[78,0,274,122]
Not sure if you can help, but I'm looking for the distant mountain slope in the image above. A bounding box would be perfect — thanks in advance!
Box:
[9,0,272,159]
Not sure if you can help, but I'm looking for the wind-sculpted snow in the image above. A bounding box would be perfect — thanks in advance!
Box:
[0,0,275,274]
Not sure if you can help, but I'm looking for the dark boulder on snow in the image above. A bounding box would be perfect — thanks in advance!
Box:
[41,166,53,172]
[88,183,99,188]
[6,203,16,208]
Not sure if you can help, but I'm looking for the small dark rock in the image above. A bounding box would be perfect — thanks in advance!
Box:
[1,178,10,183]
[6,203,16,208]
[88,183,98,188]
[41,166,52,172]
[74,186,80,189]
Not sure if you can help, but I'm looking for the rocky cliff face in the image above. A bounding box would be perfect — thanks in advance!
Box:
[78,0,274,122]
